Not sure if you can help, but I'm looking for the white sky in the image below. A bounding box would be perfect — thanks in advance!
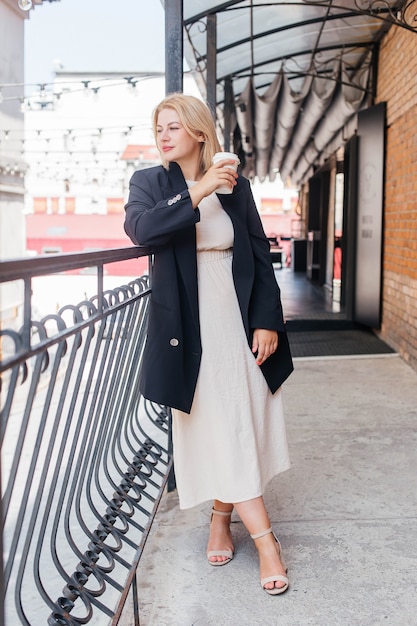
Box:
[24,0,166,87]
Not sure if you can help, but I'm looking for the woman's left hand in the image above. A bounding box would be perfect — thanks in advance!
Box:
[252,329,279,365]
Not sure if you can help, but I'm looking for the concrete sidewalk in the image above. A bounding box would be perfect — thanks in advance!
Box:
[125,354,417,625]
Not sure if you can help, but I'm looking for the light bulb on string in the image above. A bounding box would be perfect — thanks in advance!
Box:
[95,128,103,145]
[18,0,33,11]
[82,81,91,97]
[54,92,62,109]
[125,77,138,95]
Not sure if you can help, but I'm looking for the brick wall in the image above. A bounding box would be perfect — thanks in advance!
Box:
[376,26,417,369]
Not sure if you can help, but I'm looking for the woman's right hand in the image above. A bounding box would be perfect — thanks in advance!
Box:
[189,160,238,208]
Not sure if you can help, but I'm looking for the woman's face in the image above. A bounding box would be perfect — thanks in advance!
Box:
[156,108,202,167]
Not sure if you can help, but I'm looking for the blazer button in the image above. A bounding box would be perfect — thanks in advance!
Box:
[170,338,179,347]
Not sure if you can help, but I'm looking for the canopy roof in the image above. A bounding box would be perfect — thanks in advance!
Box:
[182,0,416,184]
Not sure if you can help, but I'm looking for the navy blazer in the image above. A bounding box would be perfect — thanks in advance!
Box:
[124,162,291,413]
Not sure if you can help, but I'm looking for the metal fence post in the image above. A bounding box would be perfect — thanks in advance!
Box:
[165,0,183,95]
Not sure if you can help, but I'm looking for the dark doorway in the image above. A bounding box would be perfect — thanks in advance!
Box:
[306,171,330,284]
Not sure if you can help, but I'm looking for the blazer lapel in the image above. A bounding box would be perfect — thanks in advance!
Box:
[166,163,200,335]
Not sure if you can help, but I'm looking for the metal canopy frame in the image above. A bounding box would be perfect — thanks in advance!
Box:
[177,0,417,184]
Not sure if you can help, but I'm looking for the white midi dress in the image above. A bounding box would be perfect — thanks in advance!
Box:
[171,185,290,509]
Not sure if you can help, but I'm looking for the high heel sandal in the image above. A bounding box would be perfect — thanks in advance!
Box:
[250,527,289,595]
[207,508,234,567]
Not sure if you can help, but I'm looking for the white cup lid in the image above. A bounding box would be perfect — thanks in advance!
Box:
[212,151,240,163]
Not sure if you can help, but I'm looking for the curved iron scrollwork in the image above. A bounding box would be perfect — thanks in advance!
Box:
[301,0,417,32]
[354,0,417,30]
[184,19,208,75]
[1,251,172,625]
[47,430,170,626]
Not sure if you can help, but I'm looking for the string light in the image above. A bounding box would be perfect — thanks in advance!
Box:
[1,122,151,144]
[0,73,165,108]
[1,72,165,186]
[0,163,25,176]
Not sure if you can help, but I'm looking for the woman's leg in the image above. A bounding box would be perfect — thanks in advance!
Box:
[233,496,287,591]
[207,500,234,564]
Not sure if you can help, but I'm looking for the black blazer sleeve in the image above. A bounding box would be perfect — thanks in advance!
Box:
[124,166,200,247]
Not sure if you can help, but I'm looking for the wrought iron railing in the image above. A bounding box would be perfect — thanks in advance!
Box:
[0,247,172,626]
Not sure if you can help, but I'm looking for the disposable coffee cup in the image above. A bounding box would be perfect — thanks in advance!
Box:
[212,151,240,194]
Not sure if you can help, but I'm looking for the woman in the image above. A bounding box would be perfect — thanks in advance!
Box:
[124,93,292,595]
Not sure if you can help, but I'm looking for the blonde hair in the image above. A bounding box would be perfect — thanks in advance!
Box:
[152,93,222,173]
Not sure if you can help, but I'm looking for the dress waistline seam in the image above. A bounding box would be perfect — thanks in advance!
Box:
[196,248,233,261]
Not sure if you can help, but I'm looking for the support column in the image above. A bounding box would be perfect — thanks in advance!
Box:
[206,13,217,119]
[223,77,234,151]
[165,0,183,95]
